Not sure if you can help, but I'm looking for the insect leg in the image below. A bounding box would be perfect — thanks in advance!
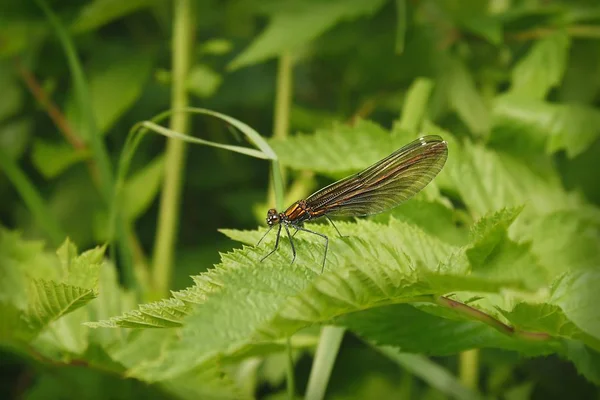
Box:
[283,224,296,264]
[260,224,282,262]
[256,225,273,246]
[325,216,347,238]
[293,226,329,273]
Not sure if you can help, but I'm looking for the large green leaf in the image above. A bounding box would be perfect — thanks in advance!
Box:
[270,119,417,177]
[337,303,557,357]
[87,210,553,381]
[551,270,600,343]
[229,0,387,70]
[444,137,580,219]
[510,32,570,100]
[66,49,155,137]
[30,139,90,179]
[71,0,156,33]
[123,155,165,221]
[0,232,105,344]
[439,56,490,136]
[492,96,600,158]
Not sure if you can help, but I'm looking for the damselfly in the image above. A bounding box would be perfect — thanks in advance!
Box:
[257,135,448,272]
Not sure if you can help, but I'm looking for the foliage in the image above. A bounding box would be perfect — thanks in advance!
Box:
[1,0,600,399]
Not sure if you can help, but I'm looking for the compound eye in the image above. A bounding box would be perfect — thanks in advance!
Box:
[266,209,279,225]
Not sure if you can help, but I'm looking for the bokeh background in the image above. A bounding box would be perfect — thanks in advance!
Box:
[1,0,600,399]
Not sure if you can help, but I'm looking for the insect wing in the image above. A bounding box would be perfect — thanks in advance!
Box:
[305,135,448,217]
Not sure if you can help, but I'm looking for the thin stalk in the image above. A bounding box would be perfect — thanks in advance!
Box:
[271,53,294,395]
[152,0,194,297]
[286,337,296,399]
[35,0,113,203]
[0,148,65,246]
[435,296,551,341]
[459,349,479,390]
[304,326,345,400]
[268,53,293,210]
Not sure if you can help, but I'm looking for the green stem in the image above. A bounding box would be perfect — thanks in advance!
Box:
[286,337,296,399]
[268,53,293,210]
[152,0,194,297]
[304,326,345,400]
[459,349,479,390]
[35,0,113,203]
[273,53,293,141]
[0,148,65,246]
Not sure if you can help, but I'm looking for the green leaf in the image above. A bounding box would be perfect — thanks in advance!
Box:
[440,57,490,135]
[26,279,97,332]
[270,119,416,177]
[140,121,270,160]
[465,207,550,290]
[398,78,434,132]
[186,64,223,98]
[0,19,47,58]
[123,155,165,220]
[0,301,36,343]
[0,65,24,121]
[563,340,600,385]
[492,96,600,158]
[30,139,90,179]
[444,138,579,219]
[89,216,540,381]
[337,303,556,356]
[339,303,600,384]
[67,49,155,137]
[229,0,387,70]
[522,210,600,275]
[374,199,469,247]
[0,233,105,345]
[0,229,59,308]
[510,32,570,100]
[551,270,600,342]
[559,40,600,104]
[198,38,233,56]
[25,239,104,334]
[459,16,502,45]
[71,0,157,32]
[0,117,33,160]
[501,303,588,341]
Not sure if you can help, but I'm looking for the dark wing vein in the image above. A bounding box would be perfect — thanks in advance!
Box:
[305,135,448,218]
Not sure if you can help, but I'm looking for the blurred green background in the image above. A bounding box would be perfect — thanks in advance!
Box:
[1,0,600,399]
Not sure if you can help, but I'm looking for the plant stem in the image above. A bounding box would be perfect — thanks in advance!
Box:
[304,326,345,400]
[435,296,551,341]
[35,0,113,203]
[509,24,600,41]
[459,349,479,390]
[286,337,296,399]
[268,52,293,210]
[152,0,193,297]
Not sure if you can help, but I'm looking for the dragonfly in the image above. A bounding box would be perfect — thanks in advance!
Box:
[257,135,448,272]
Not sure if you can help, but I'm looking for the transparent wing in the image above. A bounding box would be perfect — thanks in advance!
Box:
[305,135,448,218]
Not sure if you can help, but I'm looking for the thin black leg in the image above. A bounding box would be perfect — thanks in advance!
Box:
[260,224,282,262]
[325,216,347,238]
[284,224,296,264]
[293,225,329,273]
[256,225,273,246]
